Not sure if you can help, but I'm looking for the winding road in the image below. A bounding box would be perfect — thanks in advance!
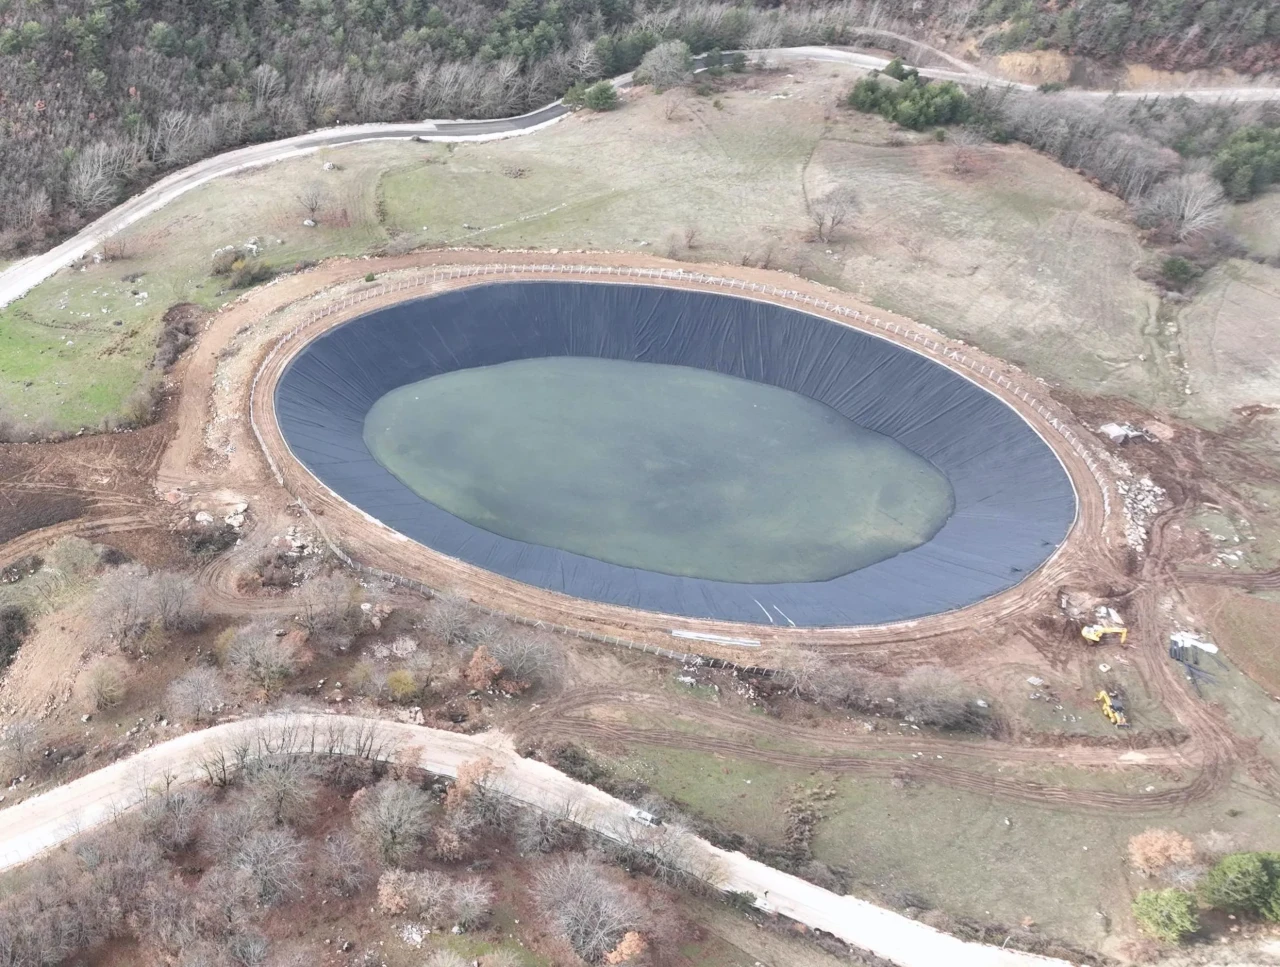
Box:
[1,42,1276,310]
[0,712,1074,967]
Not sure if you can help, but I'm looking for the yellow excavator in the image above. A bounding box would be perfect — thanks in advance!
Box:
[1096,689,1130,728]
[1082,625,1128,646]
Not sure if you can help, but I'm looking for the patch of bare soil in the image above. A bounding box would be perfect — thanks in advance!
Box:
[0,486,85,545]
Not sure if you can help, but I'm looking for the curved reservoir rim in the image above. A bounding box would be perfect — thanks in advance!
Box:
[272,280,1079,626]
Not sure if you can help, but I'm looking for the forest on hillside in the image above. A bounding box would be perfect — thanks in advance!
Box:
[1,0,1278,253]
[968,0,1280,73]
[0,0,877,251]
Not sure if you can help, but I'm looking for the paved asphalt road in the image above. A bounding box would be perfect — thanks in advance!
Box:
[1,44,1275,310]
[0,713,1074,967]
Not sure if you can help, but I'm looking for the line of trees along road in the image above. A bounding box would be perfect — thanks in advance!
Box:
[0,0,897,253]
[6,0,1280,257]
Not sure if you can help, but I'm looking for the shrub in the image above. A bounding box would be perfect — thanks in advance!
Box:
[1212,126,1280,201]
[1129,829,1198,877]
[881,58,918,82]
[386,668,419,703]
[228,259,275,289]
[0,605,30,669]
[211,248,238,276]
[896,666,986,732]
[1199,852,1274,915]
[846,76,969,131]
[563,81,588,108]
[583,81,619,111]
[85,660,126,710]
[1161,256,1198,287]
[1132,889,1198,942]
[465,645,503,690]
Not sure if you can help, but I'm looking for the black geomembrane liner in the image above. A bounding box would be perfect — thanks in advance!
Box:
[275,281,1076,627]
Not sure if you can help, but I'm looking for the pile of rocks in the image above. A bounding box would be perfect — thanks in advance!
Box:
[1116,474,1166,550]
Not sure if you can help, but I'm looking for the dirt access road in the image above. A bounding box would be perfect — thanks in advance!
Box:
[0,711,1075,967]
[1,42,1275,310]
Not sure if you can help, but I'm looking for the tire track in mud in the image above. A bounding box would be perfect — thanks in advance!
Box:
[534,716,1218,813]
[1177,567,1280,591]
[524,688,1193,767]
[516,688,1216,814]
[0,514,154,568]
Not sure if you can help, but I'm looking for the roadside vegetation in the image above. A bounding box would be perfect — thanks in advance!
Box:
[846,58,1279,248]
[0,718,738,967]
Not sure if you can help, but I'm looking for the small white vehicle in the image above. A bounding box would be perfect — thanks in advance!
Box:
[627,807,662,827]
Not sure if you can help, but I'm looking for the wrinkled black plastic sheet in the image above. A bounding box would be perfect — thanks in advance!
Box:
[275,282,1076,627]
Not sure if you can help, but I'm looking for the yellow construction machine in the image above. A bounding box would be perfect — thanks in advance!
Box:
[1095,689,1130,728]
[1082,625,1128,646]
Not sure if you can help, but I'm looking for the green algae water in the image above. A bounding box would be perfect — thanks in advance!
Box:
[362,357,954,584]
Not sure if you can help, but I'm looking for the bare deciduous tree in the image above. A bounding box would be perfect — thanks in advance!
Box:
[90,565,152,645]
[295,571,359,635]
[141,788,207,853]
[224,623,297,692]
[949,127,986,175]
[0,718,41,774]
[85,659,126,710]
[224,928,270,967]
[425,590,477,647]
[251,64,284,109]
[152,110,204,165]
[295,182,327,220]
[68,140,130,212]
[489,631,562,689]
[142,571,205,632]
[516,801,582,854]
[9,188,51,233]
[192,865,258,937]
[636,40,693,91]
[533,854,646,962]
[244,756,319,826]
[450,877,494,929]
[229,828,306,904]
[809,185,858,243]
[320,831,370,897]
[300,70,347,125]
[1137,171,1227,240]
[166,666,228,724]
[354,780,433,865]
[777,647,833,697]
[570,42,602,80]
[662,88,687,121]
[377,867,454,923]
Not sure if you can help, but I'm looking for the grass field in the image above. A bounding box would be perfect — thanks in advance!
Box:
[0,145,397,430]
[617,735,1280,953]
[1,63,1170,433]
